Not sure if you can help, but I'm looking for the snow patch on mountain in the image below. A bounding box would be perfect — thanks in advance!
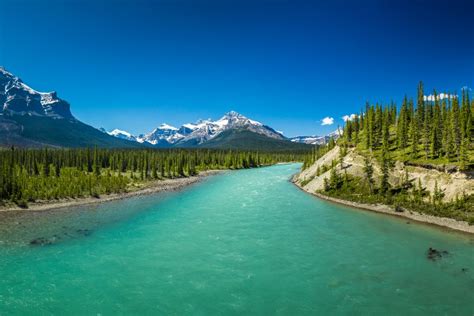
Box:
[290,129,342,145]
[117,111,285,146]
[107,129,137,142]
[0,66,74,119]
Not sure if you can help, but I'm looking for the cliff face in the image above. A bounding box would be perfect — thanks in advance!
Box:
[295,146,474,202]
[1,67,73,119]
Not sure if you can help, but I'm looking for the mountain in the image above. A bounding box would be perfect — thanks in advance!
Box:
[106,129,138,142]
[0,67,143,148]
[177,111,285,147]
[290,135,328,145]
[1,67,73,119]
[137,123,181,146]
[199,129,313,151]
[290,129,342,145]
[107,111,293,149]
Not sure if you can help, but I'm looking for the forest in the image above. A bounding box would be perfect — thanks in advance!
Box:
[301,83,474,223]
[0,148,305,207]
[342,82,473,169]
[303,82,473,170]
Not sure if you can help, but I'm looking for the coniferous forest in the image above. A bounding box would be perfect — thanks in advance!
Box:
[0,148,304,207]
[300,83,474,223]
[342,82,473,169]
[303,82,473,170]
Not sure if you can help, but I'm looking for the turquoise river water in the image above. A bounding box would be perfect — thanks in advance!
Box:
[0,164,473,315]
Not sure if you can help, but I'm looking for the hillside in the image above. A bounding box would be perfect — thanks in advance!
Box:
[0,114,144,148]
[198,129,313,151]
[295,144,474,228]
[0,67,146,149]
[295,82,474,226]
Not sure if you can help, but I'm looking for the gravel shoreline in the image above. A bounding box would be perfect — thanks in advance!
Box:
[292,176,474,235]
[0,170,224,213]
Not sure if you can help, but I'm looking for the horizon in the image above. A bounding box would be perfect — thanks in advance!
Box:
[1,0,473,137]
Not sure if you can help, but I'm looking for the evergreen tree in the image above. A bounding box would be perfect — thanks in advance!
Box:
[363,156,374,193]
[380,147,391,193]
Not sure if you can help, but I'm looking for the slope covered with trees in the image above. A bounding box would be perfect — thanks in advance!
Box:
[341,82,473,170]
[298,83,473,223]
[0,115,146,148]
[199,129,312,152]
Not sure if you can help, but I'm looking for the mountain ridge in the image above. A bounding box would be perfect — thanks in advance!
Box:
[105,111,339,148]
[0,67,146,148]
[1,67,326,150]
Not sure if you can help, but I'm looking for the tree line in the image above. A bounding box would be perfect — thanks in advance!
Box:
[342,82,473,170]
[309,83,473,222]
[0,148,305,206]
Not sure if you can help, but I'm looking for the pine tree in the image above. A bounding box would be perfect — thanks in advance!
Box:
[93,148,100,177]
[430,91,441,158]
[409,109,418,158]
[423,101,432,158]
[459,137,469,171]
[363,156,374,193]
[397,96,409,151]
[380,148,390,194]
[417,81,425,125]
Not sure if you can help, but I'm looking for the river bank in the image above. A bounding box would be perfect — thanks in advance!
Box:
[292,176,474,235]
[0,170,224,213]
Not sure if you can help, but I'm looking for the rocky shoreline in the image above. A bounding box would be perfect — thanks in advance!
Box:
[0,170,224,213]
[292,176,474,235]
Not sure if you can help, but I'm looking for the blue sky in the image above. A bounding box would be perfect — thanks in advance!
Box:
[1,0,473,137]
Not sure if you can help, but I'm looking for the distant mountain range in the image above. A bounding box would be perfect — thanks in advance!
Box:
[102,111,341,148]
[0,67,337,150]
[102,111,286,146]
[289,130,342,145]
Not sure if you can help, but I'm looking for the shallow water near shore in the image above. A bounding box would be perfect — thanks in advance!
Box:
[0,164,473,315]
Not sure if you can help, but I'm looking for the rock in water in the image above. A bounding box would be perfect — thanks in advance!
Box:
[427,247,449,261]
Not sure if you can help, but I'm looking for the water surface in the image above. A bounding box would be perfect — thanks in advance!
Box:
[0,164,473,315]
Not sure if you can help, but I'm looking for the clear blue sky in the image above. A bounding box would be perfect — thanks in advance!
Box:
[1,0,473,137]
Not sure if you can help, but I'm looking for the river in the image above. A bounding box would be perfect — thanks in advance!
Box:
[0,163,473,315]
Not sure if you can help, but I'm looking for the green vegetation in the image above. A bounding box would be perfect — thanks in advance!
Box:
[306,82,474,223]
[301,138,337,170]
[320,171,474,223]
[342,82,473,170]
[2,114,144,148]
[0,147,305,207]
[198,129,312,151]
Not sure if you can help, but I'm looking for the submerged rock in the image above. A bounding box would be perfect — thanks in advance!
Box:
[29,236,59,246]
[76,229,93,237]
[427,247,449,261]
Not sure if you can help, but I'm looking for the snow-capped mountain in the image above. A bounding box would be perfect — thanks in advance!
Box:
[107,129,137,142]
[290,129,342,145]
[105,110,342,148]
[290,135,328,145]
[136,123,182,146]
[0,68,143,148]
[108,111,286,147]
[0,66,74,119]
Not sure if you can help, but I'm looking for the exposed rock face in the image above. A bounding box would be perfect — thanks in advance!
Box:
[295,145,474,202]
[0,67,74,120]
